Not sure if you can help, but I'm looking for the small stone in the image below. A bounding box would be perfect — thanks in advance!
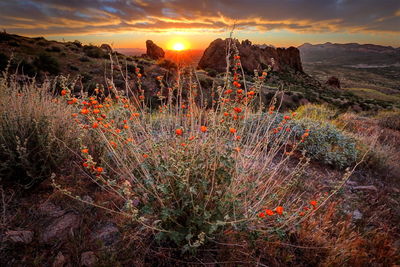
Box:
[40,212,80,243]
[53,252,66,267]
[91,223,120,246]
[352,209,363,220]
[352,185,378,191]
[81,251,97,267]
[38,201,65,217]
[5,230,34,244]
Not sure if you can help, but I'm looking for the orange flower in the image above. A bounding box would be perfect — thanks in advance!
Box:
[83,162,89,167]
[181,104,186,109]
[233,107,242,113]
[93,109,100,114]
[188,136,195,141]
[302,132,309,138]
[229,128,237,134]
[139,95,145,100]
[284,115,291,120]
[224,89,233,94]
[175,129,183,136]
[299,212,305,216]
[275,206,284,215]
[92,122,99,128]
[310,200,317,207]
[224,112,230,117]
[181,143,187,147]
[265,209,274,216]
[61,89,67,96]
[200,126,207,133]
[237,89,243,94]
[81,148,89,154]
[234,147,241,153]
[258,212,266,218]
[80,108,89,115]
[96,167,103,173]
[247,91,255,96]
[143,154,149,158]
[71,113,78,118]
[123,124,129,129]
[235,135,241,140]
[110,141,117,148]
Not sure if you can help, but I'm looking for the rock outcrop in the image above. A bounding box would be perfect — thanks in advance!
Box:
[326,76,341,89]
[146,40,165,60]
[100,44,112,52]
[198,39,303,73]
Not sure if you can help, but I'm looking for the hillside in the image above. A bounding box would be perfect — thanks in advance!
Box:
[298,42,400,107]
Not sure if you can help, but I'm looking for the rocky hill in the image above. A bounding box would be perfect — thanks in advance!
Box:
[198,38,303,74]
[0,32,177,96]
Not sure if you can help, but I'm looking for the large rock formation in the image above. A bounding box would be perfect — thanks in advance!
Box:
[198,39,303,74]
[146,40,165,60]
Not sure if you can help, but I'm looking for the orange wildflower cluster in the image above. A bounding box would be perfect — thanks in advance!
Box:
[258,206,284,218]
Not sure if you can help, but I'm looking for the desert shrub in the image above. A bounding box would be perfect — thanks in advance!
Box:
[45,46,61,53]
[0,77,79,187]
[0,53,8,71]
[73,40,82,48]
[295,103,337,121]
[79,56,90,62]
[248,112,358,169]
[52,57,340,253]
[33,53,60,75]
[69,65,79,71]
[292,118,358,168]
[83,45,107,59]
[14,59,36,77]
[157,59,178,71]
[205,68,218,77]
[377,111,400,130]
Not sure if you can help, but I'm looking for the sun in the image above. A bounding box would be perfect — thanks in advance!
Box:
[172,42,185,51]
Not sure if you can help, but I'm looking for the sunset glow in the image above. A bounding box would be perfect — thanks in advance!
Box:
[172,42,185,51]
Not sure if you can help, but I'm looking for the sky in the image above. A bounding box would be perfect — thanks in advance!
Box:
[0,0,399,49]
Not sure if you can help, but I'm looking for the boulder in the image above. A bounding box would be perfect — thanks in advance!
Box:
[146,40,165,60]
[326,76,341,89]
[198,38,303,74]
[39,212,80,243]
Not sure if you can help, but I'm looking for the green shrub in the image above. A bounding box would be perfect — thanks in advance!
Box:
[33,53,60,75]
[295,104,337,121]
[292,118,358,169]
[0,77,79,187]
[247,113,358,169]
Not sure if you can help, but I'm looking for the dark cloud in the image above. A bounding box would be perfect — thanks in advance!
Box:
[0,0,399,36]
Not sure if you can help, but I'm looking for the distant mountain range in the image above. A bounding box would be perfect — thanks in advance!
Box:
[298,42,400,66]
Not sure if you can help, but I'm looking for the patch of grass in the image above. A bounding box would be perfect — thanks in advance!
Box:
[344,87,400,103]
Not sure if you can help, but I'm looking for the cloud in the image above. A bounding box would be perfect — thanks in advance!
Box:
[0,0,399,36]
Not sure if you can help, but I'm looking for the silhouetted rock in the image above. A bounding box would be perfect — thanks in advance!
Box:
[146,40,165,60]
[326,76,341,88]
[100,44,112,52]
[198,38,303,73]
